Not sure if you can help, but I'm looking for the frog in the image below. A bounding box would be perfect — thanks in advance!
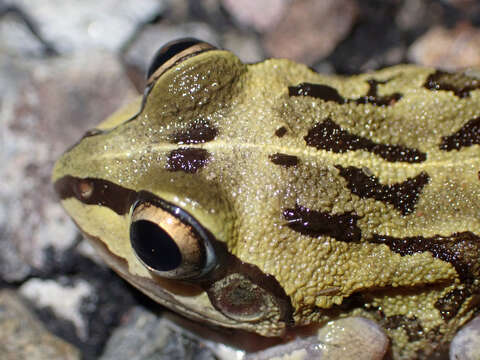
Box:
[52,38,480,359]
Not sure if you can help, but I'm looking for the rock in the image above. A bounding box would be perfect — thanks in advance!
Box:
[0,5,55,56]
[408,23,480,70]
[450,315,480,360]
[0,290,80,360]
[223,32,264,63]
[19,278,93,339]
[262,0,358,64]
[100,307,216,360]
[3,0,166,53]
[221,0,288,32]
[0,51,137,277]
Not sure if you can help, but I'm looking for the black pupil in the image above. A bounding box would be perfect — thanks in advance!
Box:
[146,38,202,79]
[130,220,182,271]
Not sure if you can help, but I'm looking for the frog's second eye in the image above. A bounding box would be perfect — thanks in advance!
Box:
[146,38,217,85]
[130,201,216,280]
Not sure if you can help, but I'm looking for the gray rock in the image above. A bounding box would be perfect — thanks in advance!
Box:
[0,51,137,277]
[222,32,264,63]
[450,315,480,360]
[101,307,217,360]
[19,278,93,340]
[3,0,166,53]
[0,290,80,360]
[0,11,50,57]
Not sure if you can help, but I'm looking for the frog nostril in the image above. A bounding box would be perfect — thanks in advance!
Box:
[130,220,182,272]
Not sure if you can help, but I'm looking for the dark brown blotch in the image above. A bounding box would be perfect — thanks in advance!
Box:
[305,118,426,163]
[169,119,218,144]
[54,176,137,215]
[424,70,480,98]
[166,148,211,173]
[275,126,288,138]
[439,117,480,151]
[369,231,480,282]
[288,79,402,106]
[289,83,345,103]
[283,204,361,243]
[434,288,471,321]
[269,153,299,167]
[335,165,430,215]
[355,79,402,106]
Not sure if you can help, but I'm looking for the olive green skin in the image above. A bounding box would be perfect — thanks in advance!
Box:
[53,46,480,359]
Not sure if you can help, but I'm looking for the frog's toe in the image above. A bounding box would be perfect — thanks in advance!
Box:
[450,315,480,360]
[314,317,389,360]
[245,316,388,360]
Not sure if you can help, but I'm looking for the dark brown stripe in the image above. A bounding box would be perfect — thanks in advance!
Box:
[54,176,137,215]
[169,119,218,145]
[439,117,480,151]
[269,153,299,167]
[289,79,402,106]
[424,70,480,98]
[335,165,430,215]
[283,204,361,243]
[275,126,288,138]
[434,287,471,321]
[166,148,211,173]
[55,177,294,328]
[304,118,426,163]
[369,231,480,281]
[289,83,345,103]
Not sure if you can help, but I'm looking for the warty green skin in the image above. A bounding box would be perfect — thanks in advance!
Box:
[53,48,480,359]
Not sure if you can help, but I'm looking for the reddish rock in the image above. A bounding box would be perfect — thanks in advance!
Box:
[262,0,358,64]
[408,23,480,70]
[222,0,288,32]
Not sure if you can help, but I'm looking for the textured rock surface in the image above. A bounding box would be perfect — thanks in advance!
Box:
[100,307,216,360]
[0,290,80,360]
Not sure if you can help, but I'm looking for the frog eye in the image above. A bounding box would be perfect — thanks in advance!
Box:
[130,200,216,280]
[146,38,217,85]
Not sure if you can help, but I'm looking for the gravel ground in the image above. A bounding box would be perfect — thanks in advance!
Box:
[1,0,480,359]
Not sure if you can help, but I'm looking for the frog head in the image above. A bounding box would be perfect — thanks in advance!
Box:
[52,39,294,336]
